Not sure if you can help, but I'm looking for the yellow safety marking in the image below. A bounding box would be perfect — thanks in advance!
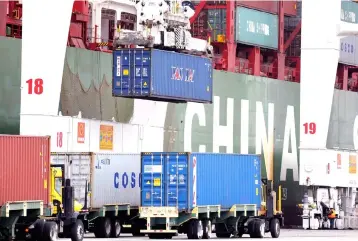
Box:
[154,178,161,187]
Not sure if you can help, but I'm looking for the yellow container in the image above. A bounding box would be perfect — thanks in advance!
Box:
[217,34,226,43]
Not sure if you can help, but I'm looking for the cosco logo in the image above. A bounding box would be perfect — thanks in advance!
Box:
[114,172,141,189]
[341,42,354,53]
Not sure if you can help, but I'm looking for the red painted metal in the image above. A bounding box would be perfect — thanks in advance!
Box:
[283,1,298,16]
[284,20,301,52]
[0,135,50,206]
[190,0,206,24]
[225,0,236,72]
[236,1,278,14]
[249,47,260,76]
[0,1,7,36]
[276,0,285,80]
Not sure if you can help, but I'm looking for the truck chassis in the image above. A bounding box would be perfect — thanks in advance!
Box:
[84,204,146,238]
[140,204,283,239]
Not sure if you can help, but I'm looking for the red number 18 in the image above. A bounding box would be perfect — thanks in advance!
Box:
[303,122,316,134]
[26,78,44,95]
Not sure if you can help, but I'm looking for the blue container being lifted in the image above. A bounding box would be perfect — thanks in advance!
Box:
[112,49,213,103]
[140,152,261,211]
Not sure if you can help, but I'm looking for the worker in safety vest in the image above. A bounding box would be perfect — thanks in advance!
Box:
[328,208,336,229]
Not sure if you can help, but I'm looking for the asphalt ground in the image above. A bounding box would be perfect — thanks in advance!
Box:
[65,229,358,240]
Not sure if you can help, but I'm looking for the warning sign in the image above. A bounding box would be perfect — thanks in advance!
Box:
[349,154,356,174]
[77,122,85,144]
[154,178,161,187]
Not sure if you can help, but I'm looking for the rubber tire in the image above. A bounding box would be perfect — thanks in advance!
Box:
[94,217,111,238]
[191,220,203,239]
[42,222,58,241]
[110,219,121,238]
[215,223,231,238]
[187,220,194,239]
[249,219,258,238]
[202,220,212,239]
[70,220,84,241]
[253,219,265,239]
[31,219,45,241]
[270,218,280,238]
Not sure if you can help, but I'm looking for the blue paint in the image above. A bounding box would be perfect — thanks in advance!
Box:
[112,49,213,103]
[113,172,141,189]
[140,152,261,211]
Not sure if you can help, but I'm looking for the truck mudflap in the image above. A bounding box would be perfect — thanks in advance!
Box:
[139,204,258,236]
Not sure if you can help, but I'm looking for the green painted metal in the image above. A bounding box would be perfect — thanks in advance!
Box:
[0,37,21,134]
[235,7,278,49]
[341,1,358,23]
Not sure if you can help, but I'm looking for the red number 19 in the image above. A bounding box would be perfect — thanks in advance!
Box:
[26,78,44,95]
[303,122,316,134]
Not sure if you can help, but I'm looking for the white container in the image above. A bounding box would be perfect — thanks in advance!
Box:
[51,153,141,209]
[91,153,141,208]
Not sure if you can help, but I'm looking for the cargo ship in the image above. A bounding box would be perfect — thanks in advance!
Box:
[1,0,358,228]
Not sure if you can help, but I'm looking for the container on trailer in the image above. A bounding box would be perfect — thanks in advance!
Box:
[235,7,278,49]
[339,36,358,66]
[141,152,261,211]
[112,49,213,103]
[0,135,50,206]
[51,153,141,208]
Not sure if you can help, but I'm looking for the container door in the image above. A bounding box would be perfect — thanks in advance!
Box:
[165,153,188,210]
[141,153,165,207]
[133,50,151,95]
[113,50,131,95]
[51,153,91,208]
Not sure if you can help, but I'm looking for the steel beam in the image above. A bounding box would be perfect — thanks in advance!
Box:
[284,20,301,52]
[189,0,206,24]
[225,0,236,72]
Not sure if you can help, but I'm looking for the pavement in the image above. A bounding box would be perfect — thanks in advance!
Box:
[69,229,358,240]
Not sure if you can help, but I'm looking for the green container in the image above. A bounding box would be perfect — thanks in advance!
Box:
[341,1,358,23]
[235,7,278,49]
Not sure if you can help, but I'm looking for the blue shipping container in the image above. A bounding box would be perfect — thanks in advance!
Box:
[141,152,261,211]
[112,49,213,103]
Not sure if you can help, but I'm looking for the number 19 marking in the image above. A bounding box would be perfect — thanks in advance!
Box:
[303,122,316,134]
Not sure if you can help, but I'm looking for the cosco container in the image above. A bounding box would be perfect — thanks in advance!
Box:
[339,36,358,66]
[141,152,261,211]
[112,49,213,103]
[235,7,278,49]
[51,153,141,208]
[0,135,50,206]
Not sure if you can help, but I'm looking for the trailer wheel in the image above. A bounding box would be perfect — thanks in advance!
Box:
[110,219,121,238]
[42,222,58,241]
[251,219,265,239]
[215,223,231,238]
[202,220,212,239]
[70,220,84,241]
[94,217,111,238]
[270,219,280,238]
[191,220,203,239]
[30,219,45,241]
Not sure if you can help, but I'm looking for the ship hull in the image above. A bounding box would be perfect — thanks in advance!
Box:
[2,37,358,226]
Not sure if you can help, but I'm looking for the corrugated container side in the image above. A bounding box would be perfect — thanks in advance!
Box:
[235,7,278,49]
[189,153,261,210]
[112,49,213,103]
[236,1,297,16]
[91,153,141,208]
[51,153,91,206]
[236,1,278,14]
[339,36,358,66]
[0,135,50,206]
[140,152,261,212]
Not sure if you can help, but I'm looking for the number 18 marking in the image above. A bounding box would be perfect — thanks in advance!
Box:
[26,78,44,95]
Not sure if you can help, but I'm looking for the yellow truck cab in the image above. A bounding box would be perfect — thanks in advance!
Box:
[51,167,83,214]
